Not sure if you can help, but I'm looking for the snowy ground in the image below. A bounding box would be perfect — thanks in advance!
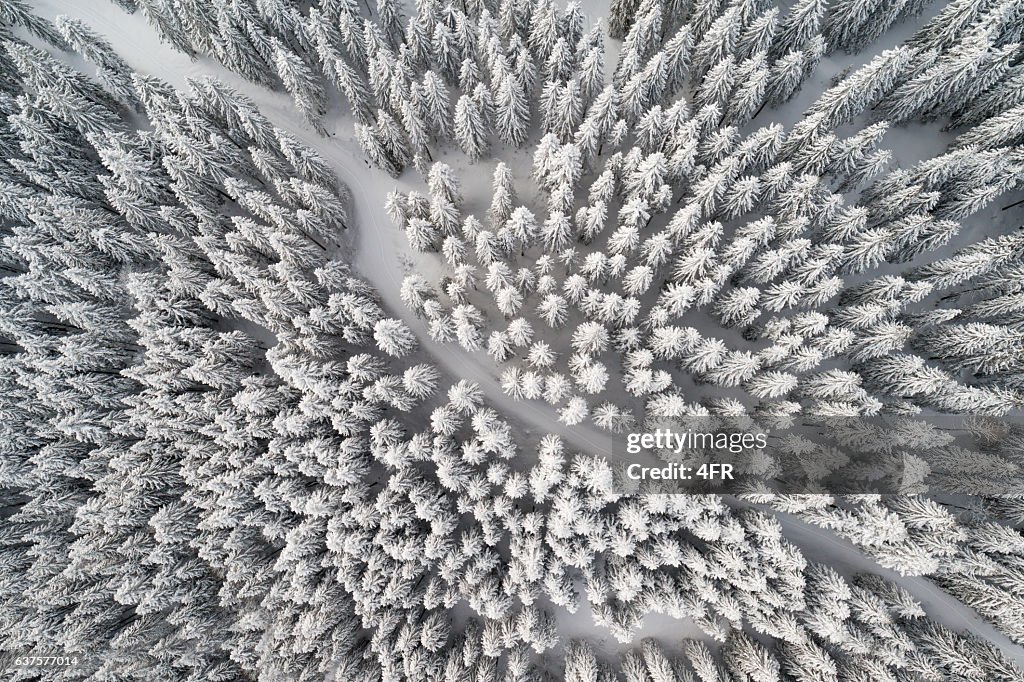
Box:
[30,0,1024,667]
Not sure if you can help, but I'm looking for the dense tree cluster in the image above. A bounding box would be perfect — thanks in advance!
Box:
[1,0,1023,679]
[380,0,1024,433]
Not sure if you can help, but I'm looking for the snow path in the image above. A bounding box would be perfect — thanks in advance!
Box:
[329,146,620,459]
[31,0,1024,667]
[770,512,1024,667]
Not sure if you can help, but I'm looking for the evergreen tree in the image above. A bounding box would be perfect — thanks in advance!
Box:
[454,93,489,161]
[495,72,530,147]
[272,38,328,134]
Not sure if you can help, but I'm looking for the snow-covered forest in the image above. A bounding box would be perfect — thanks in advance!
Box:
[2,0,1024,678]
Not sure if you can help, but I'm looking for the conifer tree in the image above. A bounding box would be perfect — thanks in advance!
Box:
[454,93,489,161]
[272,38,328,134]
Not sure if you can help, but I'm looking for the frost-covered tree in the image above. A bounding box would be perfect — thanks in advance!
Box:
[272,38,329,134]
[454,92,490,161]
